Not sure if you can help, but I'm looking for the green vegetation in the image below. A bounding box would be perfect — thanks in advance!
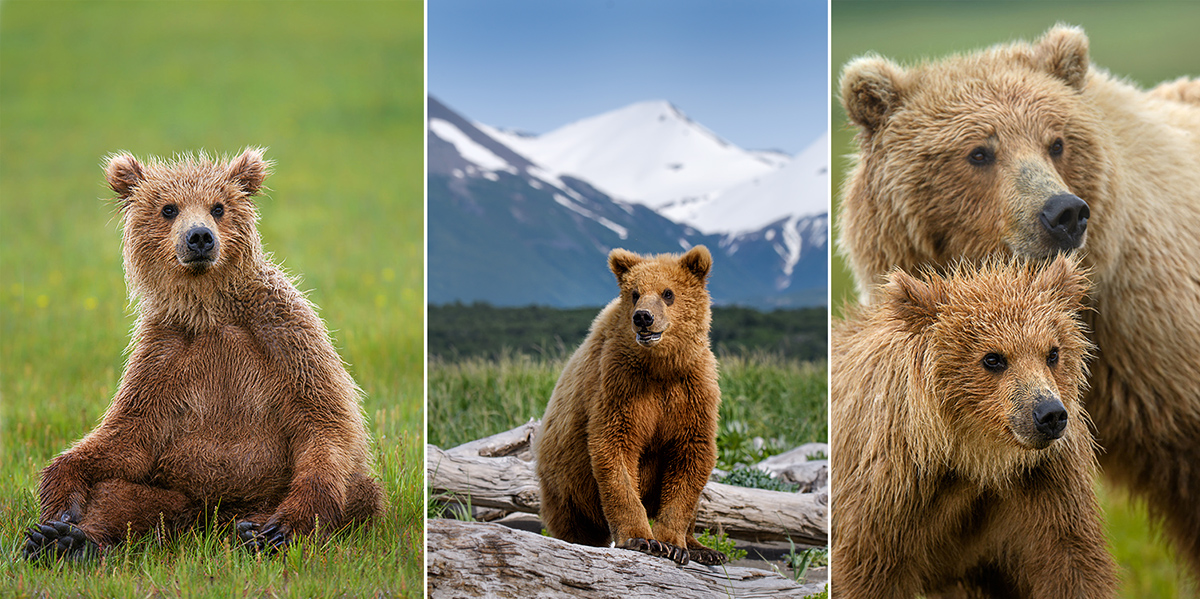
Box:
[831,3,1200,595]
[0,1,423,596]
[428,350,826,454]
[696,529,747,563]
[429,302,827,361]
[719,468,798,494]
[783,542,827,583]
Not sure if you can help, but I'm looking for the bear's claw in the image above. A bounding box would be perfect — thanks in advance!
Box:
[622,537,690,565]
[688,547,729,566]
[23,520,97,561]
[237,519,290,554]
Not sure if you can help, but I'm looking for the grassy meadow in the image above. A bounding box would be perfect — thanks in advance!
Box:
[0,1,424,596]
[428,349,827,459]
[831,2,1200,595]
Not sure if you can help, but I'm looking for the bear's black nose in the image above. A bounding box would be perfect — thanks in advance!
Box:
[186,226,216,256]
[1033,397,1068,439]
[1039,193,1090,249]
[633,310,654,329]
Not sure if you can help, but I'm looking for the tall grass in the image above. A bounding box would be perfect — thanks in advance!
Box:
[428,350,827,451]
[1,1,424,596]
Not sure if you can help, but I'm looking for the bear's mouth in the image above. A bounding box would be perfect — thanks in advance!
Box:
[179,254,216,272]
[635,329,664,347]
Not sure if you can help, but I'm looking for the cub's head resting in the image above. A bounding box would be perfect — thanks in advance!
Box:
[608,245,712,351]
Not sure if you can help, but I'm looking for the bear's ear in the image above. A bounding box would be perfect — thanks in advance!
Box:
[679,245,712,282]
[1035,25,1089,91]
[883,269,944,332]
[840,54,905,135]
[105,152,144,204]
[609,248,642,283]
[225,147,270,196]
[1034,253,1089,311]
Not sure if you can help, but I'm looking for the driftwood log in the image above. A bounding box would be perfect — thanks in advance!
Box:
[427,420,828,545]
[427,518,827,599]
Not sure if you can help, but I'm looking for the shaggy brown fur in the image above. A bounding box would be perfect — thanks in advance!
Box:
[832,256,1116,598]
[24,149,382,560]
[838,25,1200,575]
[534,246,725,566]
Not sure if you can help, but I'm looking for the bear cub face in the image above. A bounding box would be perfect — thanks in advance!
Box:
[608,246,712,349]
[886,255,1090,457]
[106,148,269,285]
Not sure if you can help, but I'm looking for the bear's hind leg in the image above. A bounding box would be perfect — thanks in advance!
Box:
[25,479,193,561]
[342,472,385,525]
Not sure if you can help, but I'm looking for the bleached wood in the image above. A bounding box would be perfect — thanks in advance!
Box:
[427,519,827,599]
[427,443,828,544]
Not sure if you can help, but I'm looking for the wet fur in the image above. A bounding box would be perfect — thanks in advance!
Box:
[535,246,725,566]
[831,256,1116,598]
[32,149,383,554]
[838,25,1200,576]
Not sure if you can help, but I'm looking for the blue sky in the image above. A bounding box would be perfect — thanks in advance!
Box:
[428,0,828,155]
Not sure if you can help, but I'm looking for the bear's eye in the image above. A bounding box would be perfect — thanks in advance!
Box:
[631,291,640,303]
[967,146,994,167]
[982,353,1008,373]
[662,289,674,305]
[211,204,225,218]
[1049,138,1064,157]
[1047,347,1060,367]
[161,204,178,219]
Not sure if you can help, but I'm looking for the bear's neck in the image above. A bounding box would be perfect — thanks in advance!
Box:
[129,257,271,333]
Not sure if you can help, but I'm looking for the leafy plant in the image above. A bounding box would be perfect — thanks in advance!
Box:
[696,529,747,563]
[804,585,829,599]
[783,538,828,581]
[720,467,798,492]
[716,418,791,471]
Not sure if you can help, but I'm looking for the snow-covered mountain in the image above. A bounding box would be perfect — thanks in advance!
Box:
[484,100,781,210]
[661,132,829,235]
[428,96,827,308]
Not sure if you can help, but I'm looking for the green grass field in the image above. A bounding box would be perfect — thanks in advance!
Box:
[831,2,1200,594]
[428,350,827,456]
[0,1,424,596]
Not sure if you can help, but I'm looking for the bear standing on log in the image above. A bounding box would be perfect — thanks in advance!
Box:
[23,149,383,560]
[838,25,1200,575]
[535,246,727,566]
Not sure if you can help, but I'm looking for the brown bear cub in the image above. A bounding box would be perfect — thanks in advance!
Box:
[23,149,383,560]
[535,246,726,566]
[831,255,1116,598]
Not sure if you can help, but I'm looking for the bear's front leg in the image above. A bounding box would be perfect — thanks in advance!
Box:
[1000,474,1117,598]
[651,435,722,565]
[239,434,354,553]
[588,415,690,564]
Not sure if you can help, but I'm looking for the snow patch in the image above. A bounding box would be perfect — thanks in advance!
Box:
[430,118,511,172]
[553,194,629,240]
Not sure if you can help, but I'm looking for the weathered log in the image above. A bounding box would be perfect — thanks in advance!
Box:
[427,443,827,544]
[427,519,827,599]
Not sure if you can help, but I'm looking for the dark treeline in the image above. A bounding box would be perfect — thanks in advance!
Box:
[429,302,827,361]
